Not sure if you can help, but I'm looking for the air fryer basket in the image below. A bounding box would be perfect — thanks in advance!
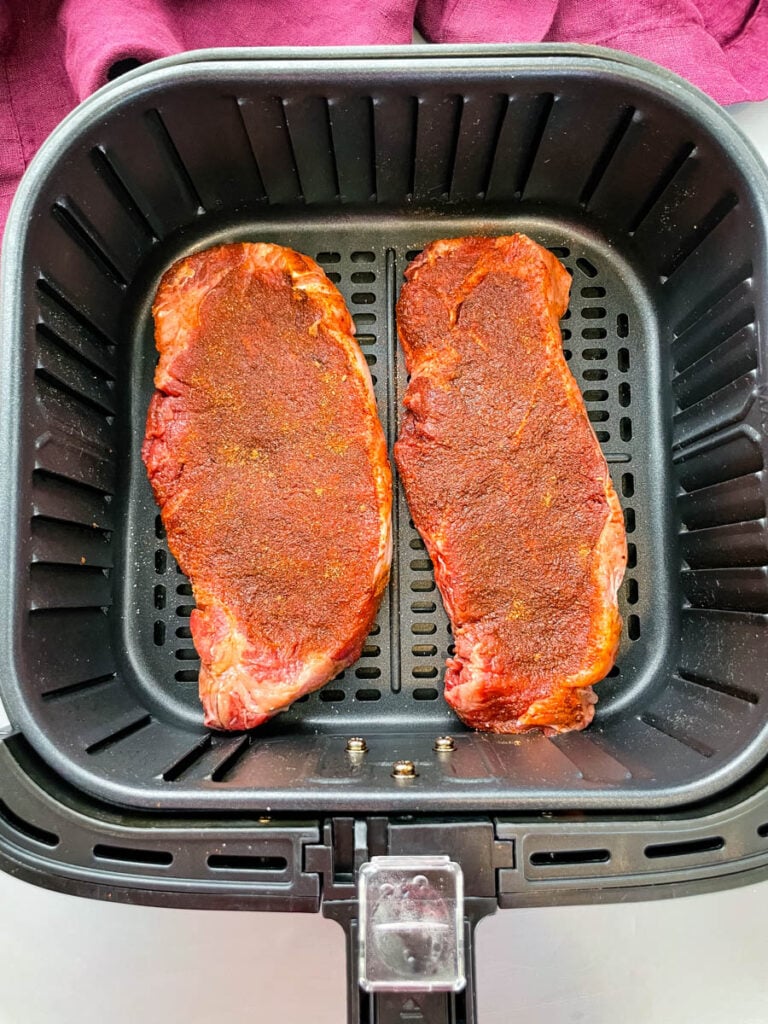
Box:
[1,47,767,815]
[1,45,768,1024]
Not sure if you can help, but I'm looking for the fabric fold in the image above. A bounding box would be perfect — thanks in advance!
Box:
[1,0,767,240]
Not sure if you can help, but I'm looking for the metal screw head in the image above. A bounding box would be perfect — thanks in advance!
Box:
[433,735,455,753]
[346,736,368,754]
[258,815,271,825]
[391,759,418,779]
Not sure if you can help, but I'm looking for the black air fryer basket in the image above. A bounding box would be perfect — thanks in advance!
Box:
[1,45,767,1022]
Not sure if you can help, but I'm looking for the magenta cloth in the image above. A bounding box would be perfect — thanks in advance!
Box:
[1,0,767,237]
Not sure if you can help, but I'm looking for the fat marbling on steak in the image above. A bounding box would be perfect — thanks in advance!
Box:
[143,243,392,730]
[395,234,626,734]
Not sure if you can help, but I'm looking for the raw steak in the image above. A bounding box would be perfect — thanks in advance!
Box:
[143,243,392,730]
[395,235,627,734]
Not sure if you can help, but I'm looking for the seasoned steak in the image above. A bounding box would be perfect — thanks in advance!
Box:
[395,235,626,734]
[143,243,392,730]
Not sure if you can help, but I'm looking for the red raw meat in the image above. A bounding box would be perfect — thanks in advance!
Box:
[395,235,627,734]
[143,243,392,730]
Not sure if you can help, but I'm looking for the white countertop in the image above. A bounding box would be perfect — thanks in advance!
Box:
[1,96,767,1024]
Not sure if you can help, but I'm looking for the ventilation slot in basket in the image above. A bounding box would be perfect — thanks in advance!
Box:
[530,848,610,866]
[0,800,59,847]
[207,854,287,872]
[93,843,173,866]
[644,836,724,859]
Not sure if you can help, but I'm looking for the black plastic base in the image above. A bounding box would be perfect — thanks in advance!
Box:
[5,735,768,1021]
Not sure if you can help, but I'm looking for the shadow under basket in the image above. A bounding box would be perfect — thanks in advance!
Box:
[1,46,767,815]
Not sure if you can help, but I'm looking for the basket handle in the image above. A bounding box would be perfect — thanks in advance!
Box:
[325,895,492,1024]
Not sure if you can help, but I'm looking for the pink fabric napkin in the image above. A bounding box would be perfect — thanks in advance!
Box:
[1,0,766,238]
[416,0,766,106]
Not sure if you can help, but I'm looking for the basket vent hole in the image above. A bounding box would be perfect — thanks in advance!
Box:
[176,604,194,617]
[563,349,572,361]
[411,601,436,614]
[582,306,606,320]
[619,382,631,407]
[561,328,571,342]
[365,353,376,366]
[351,271,375,284]
[177,582,193,596]
[0,800,59,847]
[620,417,633,442]
[410,558,432,571]
[94,844,172,866]
[627,614,641,641]
[361,644,380,657]
[607,665,620,678]
[644,836,723,860]
[595,430,610,442]
[581,286,605,298]
[154,515,165,539]
[588,409,609,423]
[368,623,381,636]
[622,473,635,498]
[351,251,375,263]
[355,666,381,679]
[176,625,192,639]
[617,313,629,338]
[412,644,438,656]
[325,271,341,283]
[447,643,456,656]
[355,688,381,701]
[627,543,637,569]
[627,579,639,605]
[154,585,166,610]
[413,667,438,679]
[208,854,287,871]
[576,258,598,278]
[758,824,768,838]
[153,621,166,647]
[175,669,198,682]
[352,292,375,305]
[317,251,340,264]
[624,508,636,533]
[154,549,166,574]
[548,247,570,258]
[413,687,439,701]
[406,250,422,262]
[412,622,437,635]
[530,847,609,866]
[353,312,376,326]
[357,333,376,346]
[618,347,630,372]
[175,648,198,662]
[583,348,607,361]
[319,688,345,702]
[583,389,608,402]
[410,537,425,550]
[582,327,607,340]
[583,368,608,381]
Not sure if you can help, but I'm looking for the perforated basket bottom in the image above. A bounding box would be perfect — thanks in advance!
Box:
[56,208,694,810]
[130,217,659,734]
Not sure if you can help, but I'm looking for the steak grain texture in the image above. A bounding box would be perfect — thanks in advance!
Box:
[143,243,392,730]
[395,235,627,734]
